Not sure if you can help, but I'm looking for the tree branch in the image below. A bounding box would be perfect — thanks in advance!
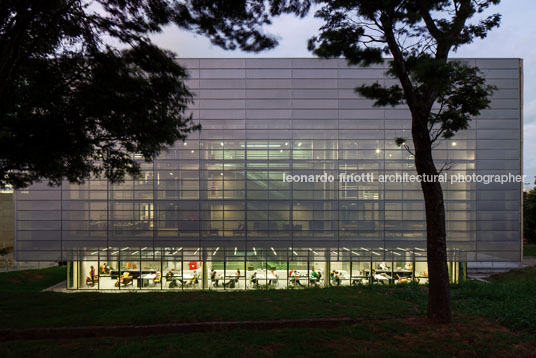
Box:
[379,10,416,109]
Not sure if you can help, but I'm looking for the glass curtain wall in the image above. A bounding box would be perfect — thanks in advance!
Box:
[15,58,522,291]
[69,247,461,290]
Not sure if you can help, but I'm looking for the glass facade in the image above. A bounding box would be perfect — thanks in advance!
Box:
[65,247,464,290]
[15,58,522,289]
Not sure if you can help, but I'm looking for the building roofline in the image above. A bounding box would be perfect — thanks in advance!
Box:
[175,57,523,60]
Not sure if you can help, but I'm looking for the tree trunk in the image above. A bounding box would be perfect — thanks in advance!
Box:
[412,119,452,324]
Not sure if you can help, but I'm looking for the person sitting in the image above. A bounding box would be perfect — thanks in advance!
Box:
[154,270,162,285]
[165,268,175,279]
[123,272,132,285]
[188,271,199,287]
[223,272,236,288]
[223,269,241,288]
[249,272,258,288]
[333,271,341,286]
[210,269,220,287]
[310,269,320,287]
[100,263,108,275]
[166,269,176,287]
[268,269,279,287]
[223,279,235,288]
[290,269,304,288]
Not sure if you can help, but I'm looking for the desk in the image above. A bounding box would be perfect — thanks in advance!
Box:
[309,276,322,286]
[182,273,195,281]
[250,273,278,288]
[164,274,185,288]
[138,274,157,287]
[111,269,156,279]
[373,273,392,285]
[181,274,200,287]
[256,273,278,280]
[289,275,306,288]
[351,276,369,285]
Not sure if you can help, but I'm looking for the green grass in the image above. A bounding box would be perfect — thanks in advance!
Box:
[1,265,536,356]
[1,316,534,357]
[451,266,536,332]
[524,243,536,257]
[0,266,66,292]
[0,287,421,329]
[384,266,536,333]
[0,266,421,329]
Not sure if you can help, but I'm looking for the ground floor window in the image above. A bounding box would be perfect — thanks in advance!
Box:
[67,248,461,290]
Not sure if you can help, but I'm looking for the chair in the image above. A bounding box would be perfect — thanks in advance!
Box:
[185,276,199,288]
[309,276,321,287]
[223,279,236,288]
[290,276,304,289]
[115,273,133,287]
[86,275,99,287]
[168,278,178,288]
[396,274,411,284]
[154,276,162,286]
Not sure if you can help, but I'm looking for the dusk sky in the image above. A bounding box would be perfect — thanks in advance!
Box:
[150,1,534,188]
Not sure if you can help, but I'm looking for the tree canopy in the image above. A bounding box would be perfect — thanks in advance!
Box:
[0,0,309,188]
[308,0,499,146]
[304,0,501,324]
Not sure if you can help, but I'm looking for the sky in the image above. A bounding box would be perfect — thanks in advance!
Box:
[150,0,535,188]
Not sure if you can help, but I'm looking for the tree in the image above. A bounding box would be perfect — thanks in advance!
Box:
[0,0,308,189]
[305,0,500,323]
[524,189,536,244]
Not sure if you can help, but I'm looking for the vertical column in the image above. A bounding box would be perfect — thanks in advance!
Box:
[202,248,208,290]
[324,259,330,288]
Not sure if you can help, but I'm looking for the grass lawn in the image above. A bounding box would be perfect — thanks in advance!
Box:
[0,287,421,329]
[524,243,536,257]
[1,316,534,358]
[0,266,66,292]
[1,265,536,357]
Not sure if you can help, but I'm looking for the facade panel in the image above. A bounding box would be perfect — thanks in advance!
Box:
[14,58,522,289]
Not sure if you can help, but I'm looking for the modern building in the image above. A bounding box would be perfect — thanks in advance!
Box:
[14,58,523,290]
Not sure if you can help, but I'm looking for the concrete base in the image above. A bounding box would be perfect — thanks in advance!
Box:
[467,261,522,278]
[41,280,66,292]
